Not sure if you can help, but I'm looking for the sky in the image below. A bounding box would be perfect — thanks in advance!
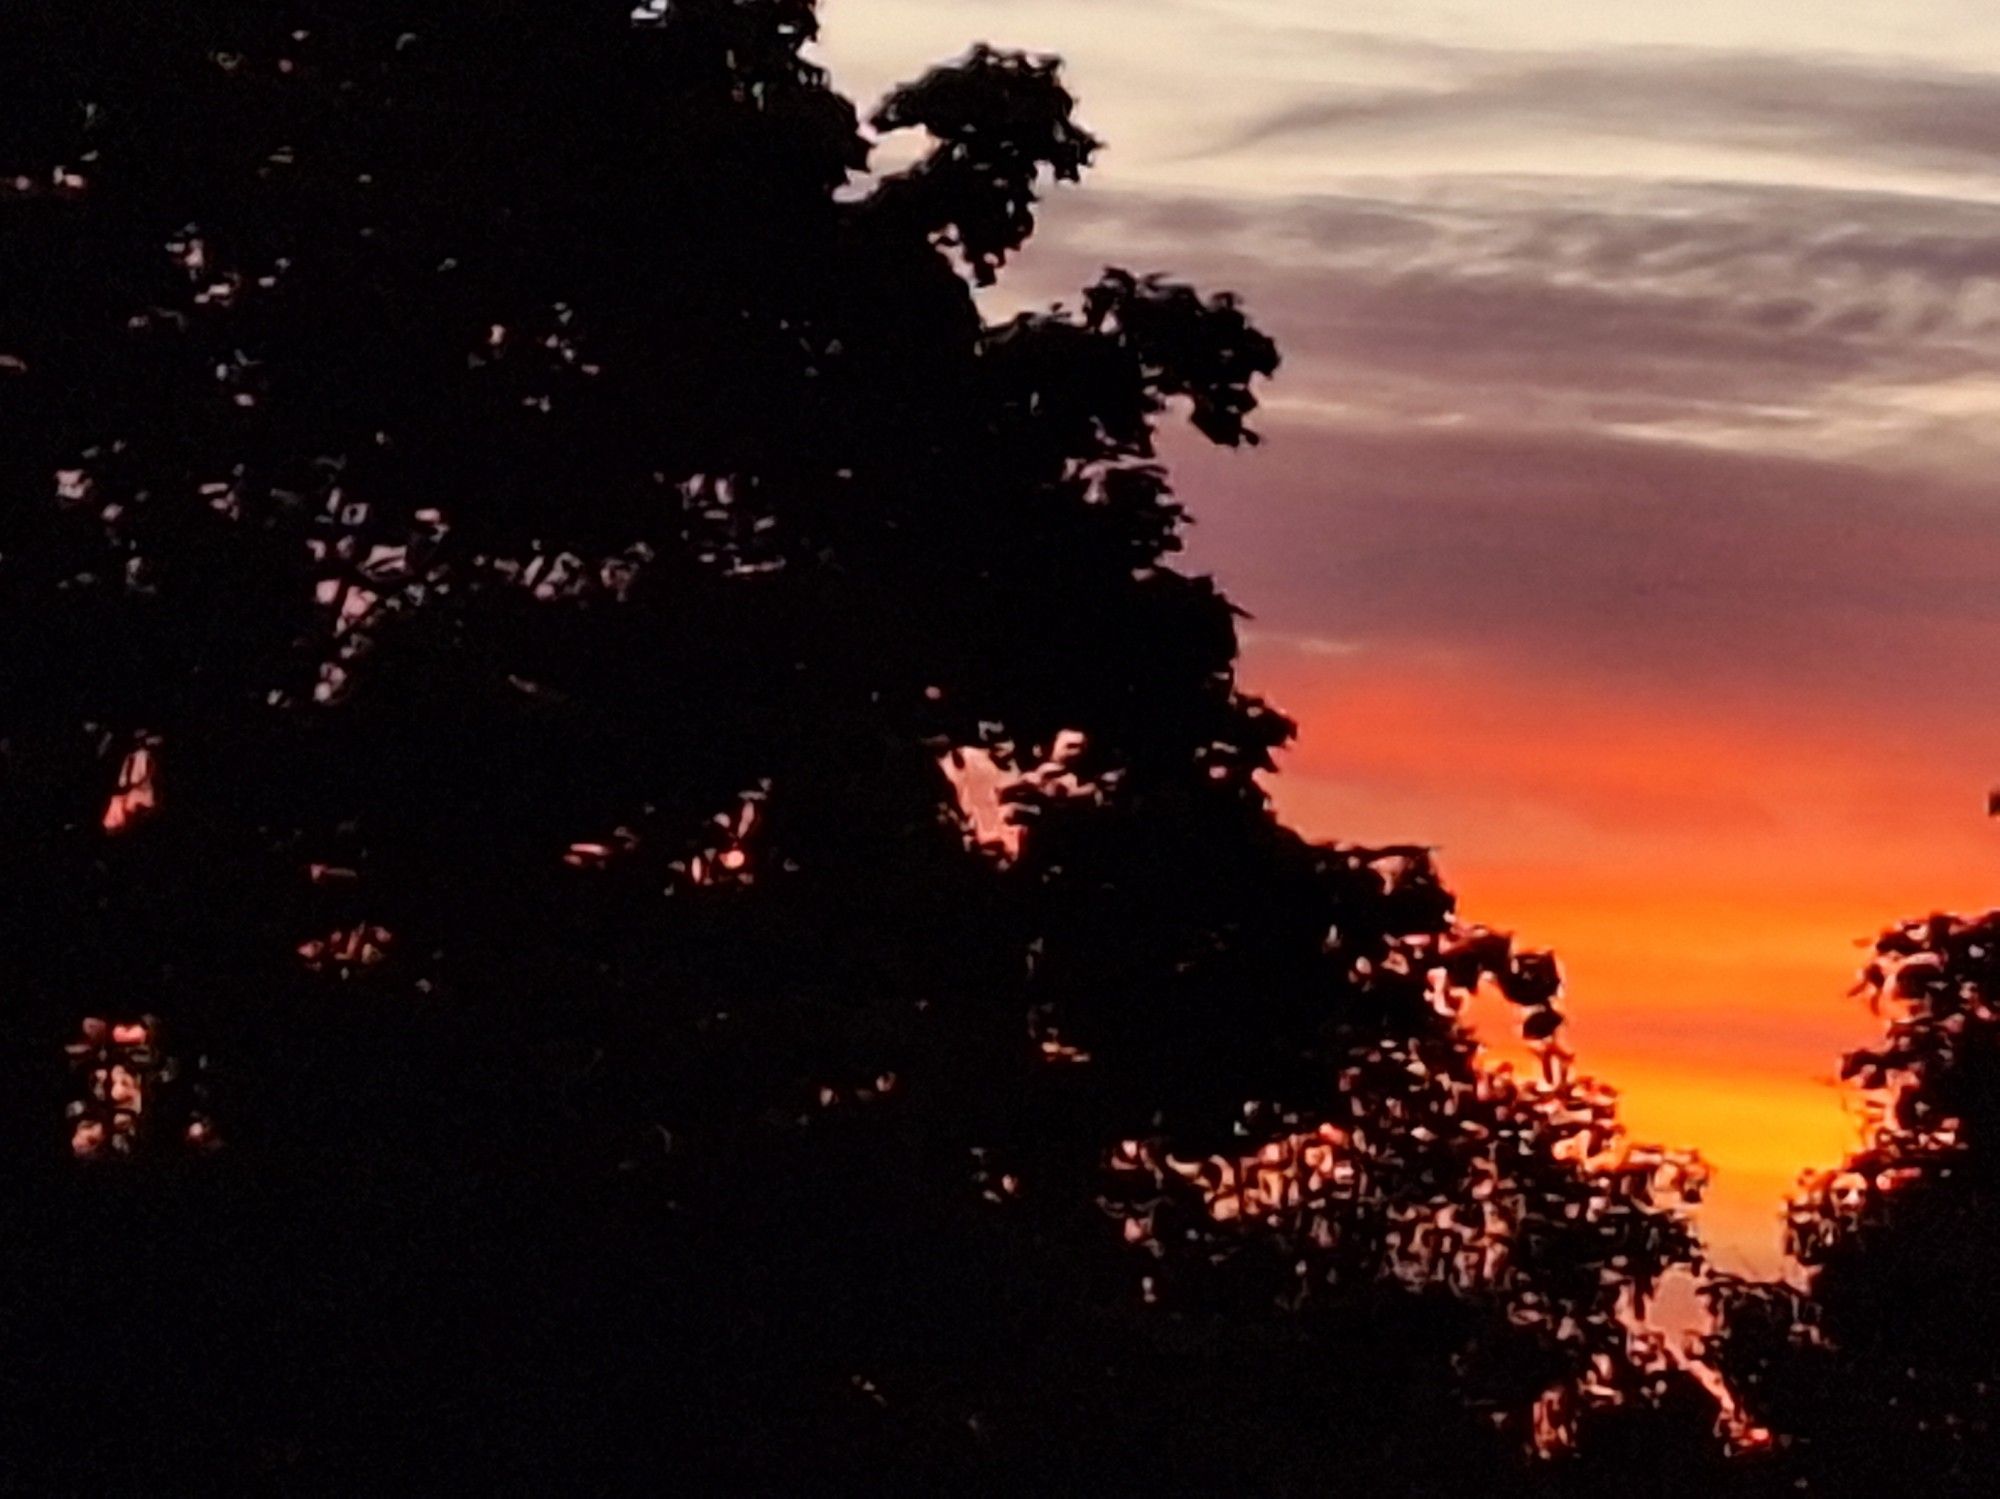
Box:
[819,0,2000,1273]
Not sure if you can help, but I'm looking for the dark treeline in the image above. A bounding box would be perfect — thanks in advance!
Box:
[0,3,1985,1492]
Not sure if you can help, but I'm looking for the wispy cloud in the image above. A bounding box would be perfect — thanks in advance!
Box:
[1210,45,2000,182]
[1018,176,2000,456]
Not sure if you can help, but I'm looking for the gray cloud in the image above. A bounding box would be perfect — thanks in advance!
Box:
[1210,46,2000,180]
[1007,176,2000,437]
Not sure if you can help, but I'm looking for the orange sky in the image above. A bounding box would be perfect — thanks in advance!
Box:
[823,0,2000,1272]
[1244,643,2000,1272]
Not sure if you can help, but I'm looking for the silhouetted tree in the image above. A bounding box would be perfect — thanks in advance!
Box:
[0,3,1713,1490]
[1708,908,2000,1495]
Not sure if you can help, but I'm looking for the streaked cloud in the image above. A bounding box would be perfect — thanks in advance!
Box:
[1018,178,2000,452]
[1216,46,2000,184]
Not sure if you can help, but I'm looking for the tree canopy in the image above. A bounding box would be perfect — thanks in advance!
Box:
[1708,908,2000,1496]
[1,3,1716,1490]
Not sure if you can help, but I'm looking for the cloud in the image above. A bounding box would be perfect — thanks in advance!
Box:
[1022,177,2000,417]
[1209,45,2000,182]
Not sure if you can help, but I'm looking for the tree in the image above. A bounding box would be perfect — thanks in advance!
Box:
[1707,909,2000,1495]
[0,2,1711,1488]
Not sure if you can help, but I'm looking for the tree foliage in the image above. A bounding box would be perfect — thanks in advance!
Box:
[0,2,1709,1489]
[1708,910,2000,1495]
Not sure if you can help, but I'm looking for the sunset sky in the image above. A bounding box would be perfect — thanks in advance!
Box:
[823,0,2000,1271]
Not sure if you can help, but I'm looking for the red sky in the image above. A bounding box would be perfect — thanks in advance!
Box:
[825,0,2000,1272]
